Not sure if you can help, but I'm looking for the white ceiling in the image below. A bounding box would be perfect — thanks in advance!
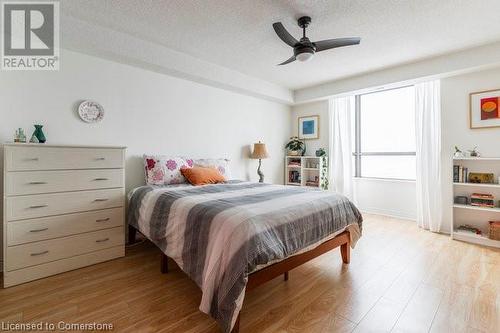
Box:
[61,0,500,91]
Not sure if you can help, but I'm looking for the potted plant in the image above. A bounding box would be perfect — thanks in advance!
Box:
[285,136,306,156]
[315,148,326,157]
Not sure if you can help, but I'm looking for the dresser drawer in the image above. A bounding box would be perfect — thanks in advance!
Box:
[5,146,124,171]
[6,188,124,221]
[7,208,124,246]
[6,227,124,271]
[6,169,124,196]
[3,246,124,287]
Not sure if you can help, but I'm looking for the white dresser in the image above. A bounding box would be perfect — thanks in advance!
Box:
[2,144,126,287]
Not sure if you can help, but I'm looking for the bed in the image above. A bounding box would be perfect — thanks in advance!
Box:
[127,180,362,333]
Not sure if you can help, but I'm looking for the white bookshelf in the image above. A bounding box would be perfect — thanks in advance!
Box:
[452,157,500,248]
[285,156,325,188]
[453,182,500,189]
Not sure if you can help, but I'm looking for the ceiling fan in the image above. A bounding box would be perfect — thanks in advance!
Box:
[272,16,361,65]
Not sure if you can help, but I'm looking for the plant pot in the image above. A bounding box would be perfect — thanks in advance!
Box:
[288,150,300,156]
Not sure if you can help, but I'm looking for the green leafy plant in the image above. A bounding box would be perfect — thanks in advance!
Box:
[320,155,329,190]
[285,136,306,155]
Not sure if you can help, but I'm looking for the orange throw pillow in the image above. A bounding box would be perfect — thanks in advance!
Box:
[181,166,226,185]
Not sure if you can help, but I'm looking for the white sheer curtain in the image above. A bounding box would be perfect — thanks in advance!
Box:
[328,96,355,200]
[415,80,442,232]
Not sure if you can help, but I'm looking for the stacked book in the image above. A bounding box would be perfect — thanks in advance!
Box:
[453,165,469,182]
[470,193,495,208]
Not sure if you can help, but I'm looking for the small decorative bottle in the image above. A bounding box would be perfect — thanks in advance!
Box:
[18,128,26,143]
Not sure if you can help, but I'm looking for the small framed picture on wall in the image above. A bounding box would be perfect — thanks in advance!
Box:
[298,115,319,139]
[470,89,500,129]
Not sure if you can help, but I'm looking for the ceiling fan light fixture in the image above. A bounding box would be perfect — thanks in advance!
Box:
[296,51,314,62]
[273,16,361,65]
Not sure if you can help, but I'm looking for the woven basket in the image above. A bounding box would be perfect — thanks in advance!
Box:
[489,221,500,241]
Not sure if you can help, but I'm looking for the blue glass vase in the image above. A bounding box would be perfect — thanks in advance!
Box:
[33,125,46,143]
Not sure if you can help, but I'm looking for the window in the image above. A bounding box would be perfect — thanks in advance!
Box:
[354,86,416,180]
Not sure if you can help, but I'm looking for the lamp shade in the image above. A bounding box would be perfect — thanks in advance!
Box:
[251,142,269,159]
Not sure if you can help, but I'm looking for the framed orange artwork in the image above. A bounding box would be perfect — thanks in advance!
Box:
[469,89,500,129]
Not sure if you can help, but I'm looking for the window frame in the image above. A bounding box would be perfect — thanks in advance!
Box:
[353,85,416,180]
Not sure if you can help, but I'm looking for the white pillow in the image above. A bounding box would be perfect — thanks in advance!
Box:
[194,158,231,179]
[143,155,194,185]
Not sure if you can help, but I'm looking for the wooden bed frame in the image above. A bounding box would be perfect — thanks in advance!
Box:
[128,226,350,333]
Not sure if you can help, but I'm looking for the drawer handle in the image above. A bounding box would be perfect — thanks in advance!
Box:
[93,178,109,181]
[96,218,110,222]
[29,181,48,185]
[30,250,49,256]
[94,198,109,202]
[95,157,106,161]
[29,227,48,233]
[29,204,48,209]
[25,158,39,161]
[96,238,110,243]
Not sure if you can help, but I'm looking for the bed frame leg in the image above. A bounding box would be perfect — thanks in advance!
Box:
[284,271,289,281]
[341,241,350,264]
[231,313,240,333]
[160,253,169,274]
[128,225,137,244]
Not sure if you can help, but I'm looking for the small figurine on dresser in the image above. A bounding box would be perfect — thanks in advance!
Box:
[14,128,26,143]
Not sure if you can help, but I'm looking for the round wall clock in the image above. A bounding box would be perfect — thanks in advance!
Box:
[78,100,104,123]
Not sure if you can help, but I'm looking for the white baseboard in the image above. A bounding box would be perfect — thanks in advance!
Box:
[360,207,416,221]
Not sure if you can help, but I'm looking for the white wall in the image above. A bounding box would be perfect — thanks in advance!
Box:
[440,67,500,233]
[353,179,416,220]
[62,15,294,104]
[290,101,329,155]
[0,49,291,192]
[0,49,291,260]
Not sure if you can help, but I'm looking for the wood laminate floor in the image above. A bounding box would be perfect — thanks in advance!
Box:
[1,214,499,332]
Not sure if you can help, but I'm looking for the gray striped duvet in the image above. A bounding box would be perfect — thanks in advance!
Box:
[127,181,363,333]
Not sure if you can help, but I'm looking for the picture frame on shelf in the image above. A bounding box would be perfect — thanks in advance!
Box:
[469,89,500,129]
[298,115,319,139]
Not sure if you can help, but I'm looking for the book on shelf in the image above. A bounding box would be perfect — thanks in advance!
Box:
[453,165,469,183]
[288,170,301,183]
[470,193,496,208]
[453,165,459,182]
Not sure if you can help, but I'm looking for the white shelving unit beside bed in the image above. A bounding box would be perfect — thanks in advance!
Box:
[284,156,324,189]
[451,157,500,248]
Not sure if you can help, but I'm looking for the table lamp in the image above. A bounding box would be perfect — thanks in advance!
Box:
[251,141,269,183]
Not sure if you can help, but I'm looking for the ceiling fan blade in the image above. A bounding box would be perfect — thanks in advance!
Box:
[272,22,299,47]
[278,56,296,65]
[314,37,361,52]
